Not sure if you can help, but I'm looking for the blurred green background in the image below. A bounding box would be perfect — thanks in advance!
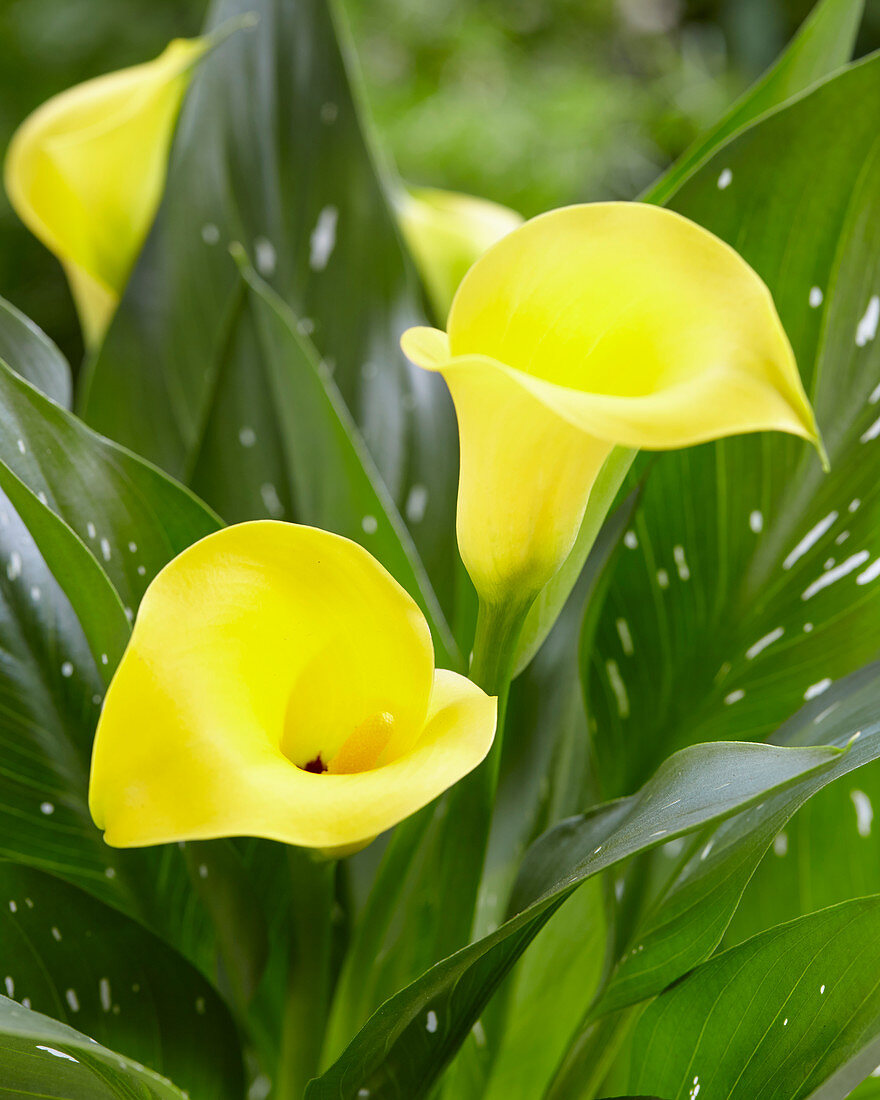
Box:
[0,0,877,364]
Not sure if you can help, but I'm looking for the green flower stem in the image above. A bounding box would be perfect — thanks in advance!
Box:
[275,851,337,1100]
[426,597,533,964]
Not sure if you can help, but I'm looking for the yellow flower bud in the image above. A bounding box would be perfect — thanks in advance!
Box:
[5,38,207,347]
[89,522,496,854]
[397,186,523,321]
[402,202,822,609]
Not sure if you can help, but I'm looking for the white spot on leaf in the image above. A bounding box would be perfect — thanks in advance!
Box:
[309,206,338,271]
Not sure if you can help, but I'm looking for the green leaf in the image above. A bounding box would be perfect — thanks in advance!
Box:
[0,996,185,1099]
[309,737,846,1099]
[646,0,865,204]
[0,862,243,1098]
[79,0,458,607]
[0,346,223,964]
[0,358,220,622]
[0,295,71,407]
[0,452,129,681]
[588,52,880,798]
[235,253,457,666]
[629,895,880,1099]
[574,663,880,1021]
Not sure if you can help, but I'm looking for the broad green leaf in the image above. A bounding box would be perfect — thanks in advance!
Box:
[309,738,845,1099]
[0,295,71,407]
[0,862,243,1098]
[0,349,223,965]
[79,0,459,608]
[646,0,864,204]
[564,663,880,1025]
[236,254,457,666]
[629,896,880,1099]
[0,995,184,1099]
[0,358,220,621]
[588,53,880,798]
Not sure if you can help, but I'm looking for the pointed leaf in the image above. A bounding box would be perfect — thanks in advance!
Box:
[80,0,458,604]
[0,295,71,407]
[309,736,847,1100]
[630,896,880,1099]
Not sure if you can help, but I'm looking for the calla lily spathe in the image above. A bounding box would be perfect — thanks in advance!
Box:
[4,37,206,347]
[89,522,496,852]
[397,186,523,321]
[401,202,822,608]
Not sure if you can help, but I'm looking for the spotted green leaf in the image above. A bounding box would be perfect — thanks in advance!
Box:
[588,53,880,797]
[79,0,459,611]
[309,735,846,1100]
[0,862,243,1098]
[630,895,880,1099]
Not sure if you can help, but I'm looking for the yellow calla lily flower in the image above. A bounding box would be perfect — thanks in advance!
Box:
[397,186,523,321]
[401,202,822,609]
[88,522,496,853]
[4,37,207,347]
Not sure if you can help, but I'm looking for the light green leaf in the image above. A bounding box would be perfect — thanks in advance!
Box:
[309,736,847,1099]
[79,0,458,608]
[630,895,880,1099]
[0,862,243,1098]
[647,0,865,204]
[0,295,71,407]
[569,663,880,1022]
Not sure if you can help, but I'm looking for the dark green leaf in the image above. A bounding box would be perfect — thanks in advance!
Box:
[0,358,220,621]
[630,896,880,1099]
[80,0,458,608]
[236,254,457,665]
[0,862,243,1098]
[0,350,222,964]
[0,454,129,680]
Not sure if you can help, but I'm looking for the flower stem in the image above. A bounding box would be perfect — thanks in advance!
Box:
[424,597,531,963]
[275,851,336,1100]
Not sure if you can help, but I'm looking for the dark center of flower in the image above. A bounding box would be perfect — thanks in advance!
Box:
[302,754,327,774]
